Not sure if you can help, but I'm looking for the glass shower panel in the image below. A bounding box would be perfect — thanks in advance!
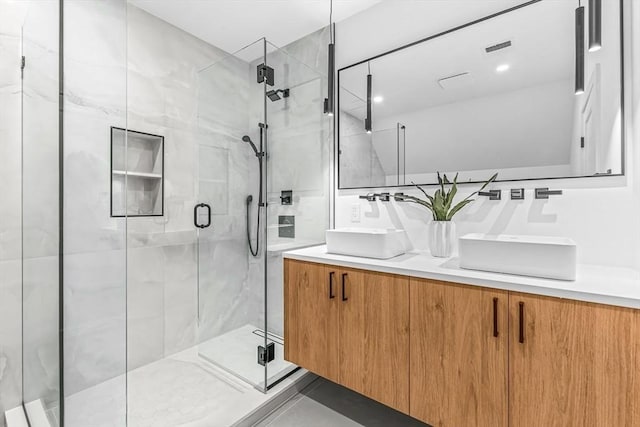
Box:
[196,40,269,389]
[21,2,61,425]
[264,41,331,387]
[0,0,24,422]
[63,1,128,426]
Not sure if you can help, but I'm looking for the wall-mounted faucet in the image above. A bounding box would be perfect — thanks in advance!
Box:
[359,192,391,202]
[359,193,377,202]
[478,189,502,201]
[535,188,563,199]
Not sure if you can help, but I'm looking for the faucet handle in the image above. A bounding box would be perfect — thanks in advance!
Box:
[478,189,502,201]
[359,193,377,202]
[535,188,563,199]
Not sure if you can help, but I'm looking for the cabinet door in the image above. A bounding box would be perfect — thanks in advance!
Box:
[509,293,639,427]
[284,259,340,383]
[339,268,410,414]
[410,278,508,426]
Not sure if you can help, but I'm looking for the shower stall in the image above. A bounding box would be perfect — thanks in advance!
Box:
[1,1,331,426]
[194,37,330,391]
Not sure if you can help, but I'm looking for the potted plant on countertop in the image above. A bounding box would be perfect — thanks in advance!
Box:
[396,172,498,258]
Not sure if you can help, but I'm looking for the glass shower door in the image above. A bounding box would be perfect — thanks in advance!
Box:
[194,37,330,392]
[196,39,269,390]
[264,41,331,388]
[21,2,61,425]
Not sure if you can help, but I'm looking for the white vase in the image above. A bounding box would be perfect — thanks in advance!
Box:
[428,221,455,258]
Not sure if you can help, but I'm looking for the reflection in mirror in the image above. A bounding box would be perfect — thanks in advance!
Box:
[338,0,623,189]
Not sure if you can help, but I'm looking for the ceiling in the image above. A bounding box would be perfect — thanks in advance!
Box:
[129,0,381,56]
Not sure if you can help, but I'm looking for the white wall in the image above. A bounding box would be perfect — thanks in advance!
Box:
[334,0,640,270]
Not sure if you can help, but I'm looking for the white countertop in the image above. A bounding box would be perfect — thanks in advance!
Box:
[283,245,640,310]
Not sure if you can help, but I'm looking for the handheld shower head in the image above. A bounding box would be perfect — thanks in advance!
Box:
[240,135,260,157]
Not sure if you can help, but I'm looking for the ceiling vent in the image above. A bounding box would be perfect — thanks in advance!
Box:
[485,40,512,53]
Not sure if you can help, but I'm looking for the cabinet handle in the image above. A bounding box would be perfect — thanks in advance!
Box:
[328,272,335,299]
[493,298,499,338]
[519,302,525,344]
[341,273,348,301]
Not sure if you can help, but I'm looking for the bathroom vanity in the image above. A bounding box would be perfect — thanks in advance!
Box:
[283,245,640,426]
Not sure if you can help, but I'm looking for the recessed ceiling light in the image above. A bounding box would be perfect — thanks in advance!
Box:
[496,64,510,73]
[373,96,384,103]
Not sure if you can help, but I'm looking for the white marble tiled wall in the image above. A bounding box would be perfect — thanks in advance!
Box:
[63,0,259,407]
[21,0,60,410]
[1,0,60,423]
[0,3,25,421]
[61,5,333,418]
[62,1,129,412]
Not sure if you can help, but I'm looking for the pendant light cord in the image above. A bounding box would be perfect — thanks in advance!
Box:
[329,0,334,43]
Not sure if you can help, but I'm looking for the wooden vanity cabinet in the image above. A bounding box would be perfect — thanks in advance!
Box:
[508,293,639,427]
[284,259,410,413]
[410,278,508,427]
[284,259,339,382]
[285,259,639,426]
[339,267,410,413]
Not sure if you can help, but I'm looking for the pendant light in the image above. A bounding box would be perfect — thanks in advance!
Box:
[588,0,602,52]
[323,0,335,116]
[575,1,585,95]
[365,62,372,134]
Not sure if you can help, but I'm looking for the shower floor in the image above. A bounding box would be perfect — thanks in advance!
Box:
[199,324,296,389]
[64,339,307,427]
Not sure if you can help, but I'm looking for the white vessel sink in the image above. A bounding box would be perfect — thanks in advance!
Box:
[326,228,408,259]
[459,233,577,281]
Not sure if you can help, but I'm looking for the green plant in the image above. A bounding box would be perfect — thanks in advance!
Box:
[397,172,498,221]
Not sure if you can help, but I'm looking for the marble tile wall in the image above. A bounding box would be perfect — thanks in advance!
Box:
[63,0,259,408]
[21,0,60,411]
[63,1,129,411]
[0,2,25,421]
[125,4,259,359]
[62,4,333,415]
[1,0,60,423]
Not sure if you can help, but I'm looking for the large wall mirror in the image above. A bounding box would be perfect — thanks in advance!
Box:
[338,0,624,189]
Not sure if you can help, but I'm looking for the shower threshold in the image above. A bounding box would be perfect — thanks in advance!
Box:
[198,324,297,390]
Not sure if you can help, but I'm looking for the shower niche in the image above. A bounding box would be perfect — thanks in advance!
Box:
[111,127,164,217]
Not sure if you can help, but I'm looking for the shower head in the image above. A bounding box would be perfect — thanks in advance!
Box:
[241,135,260,157]
[266,88,290,102]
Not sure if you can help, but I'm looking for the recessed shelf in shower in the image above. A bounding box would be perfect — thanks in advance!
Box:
[110,127,164,217]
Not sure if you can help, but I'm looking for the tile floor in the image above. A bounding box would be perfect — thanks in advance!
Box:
[256,378,430,427]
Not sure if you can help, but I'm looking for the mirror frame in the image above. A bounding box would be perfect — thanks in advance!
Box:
[337,0,626,190]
